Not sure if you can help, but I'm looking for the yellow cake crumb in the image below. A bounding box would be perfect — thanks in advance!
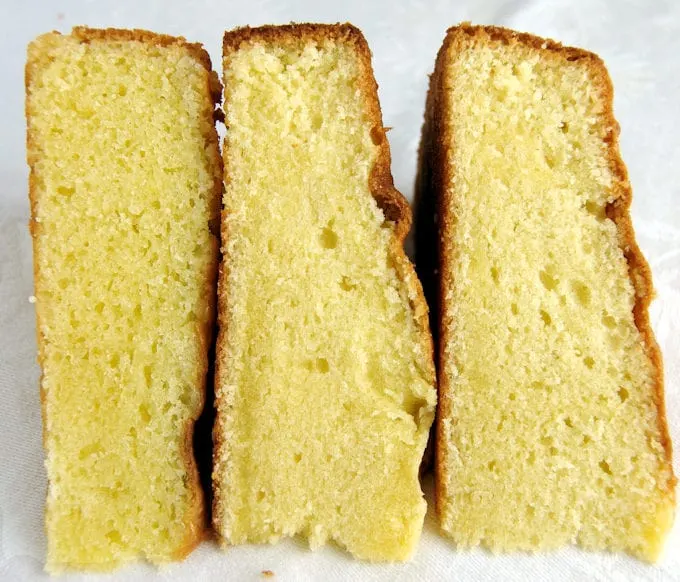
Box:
[212,24,436,562]
[26,28,221,572]
[425,24,676,562]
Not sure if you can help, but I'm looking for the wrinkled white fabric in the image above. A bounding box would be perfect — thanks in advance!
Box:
[1,0,678,579]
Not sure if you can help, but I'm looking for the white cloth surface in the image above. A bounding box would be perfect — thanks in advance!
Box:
[1,0,679,579]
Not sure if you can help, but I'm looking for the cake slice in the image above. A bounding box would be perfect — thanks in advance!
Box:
[417,23,676,561]
[212,23,436,561]
[26,27,222,571]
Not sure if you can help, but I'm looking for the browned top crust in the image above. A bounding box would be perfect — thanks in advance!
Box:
[224,23,364,54]
[417,22,676,522]
[213,22,435,540]
[26,26,223,564]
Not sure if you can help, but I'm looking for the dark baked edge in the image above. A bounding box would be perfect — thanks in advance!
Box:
[25,26,223,567]
[416,22,676,531]
[213,22,436,543]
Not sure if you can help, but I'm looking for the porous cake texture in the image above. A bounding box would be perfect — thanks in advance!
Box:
[212,23,437,561]
[26,27,222,571]
[417,24,676,561]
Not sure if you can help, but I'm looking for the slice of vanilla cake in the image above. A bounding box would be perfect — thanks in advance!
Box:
[26,27,222,571]
[212,23,436,561]
[418,23,676,561]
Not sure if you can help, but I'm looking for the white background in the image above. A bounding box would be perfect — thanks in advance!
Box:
[1,0,678,580]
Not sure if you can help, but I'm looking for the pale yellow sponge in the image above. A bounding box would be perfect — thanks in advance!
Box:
[26,27,222,572]
[212,24,437,561]
[417,23,676,561]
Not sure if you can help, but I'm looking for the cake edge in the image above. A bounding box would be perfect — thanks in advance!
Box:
[416,21,676,558]
[25,26,223,570]
[212,22,436,552]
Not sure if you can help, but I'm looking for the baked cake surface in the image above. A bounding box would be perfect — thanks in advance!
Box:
[212,23,436,561]
[26,27,221,571]
[418,23,676,561]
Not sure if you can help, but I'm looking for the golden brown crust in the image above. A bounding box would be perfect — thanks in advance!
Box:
[415,24,454,521]
[418,22,676,525]
[212,258,229,538]
[213,22,435,540]
[26,26,223,564]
